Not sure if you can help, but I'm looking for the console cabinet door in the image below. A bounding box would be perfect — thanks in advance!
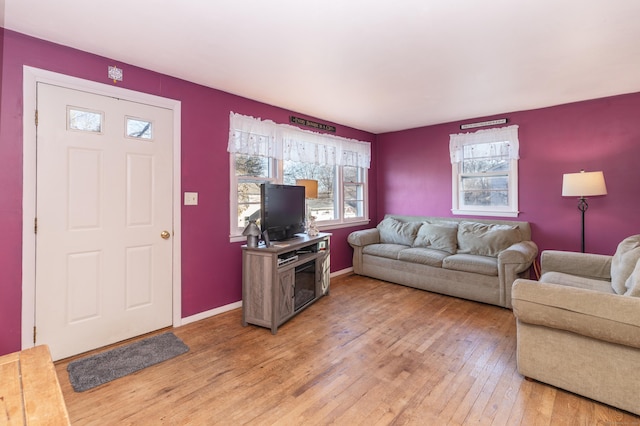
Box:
[319,253,330,295]
[277,268,294,322]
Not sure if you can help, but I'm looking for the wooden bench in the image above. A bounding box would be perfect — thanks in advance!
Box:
[0,345,70,425]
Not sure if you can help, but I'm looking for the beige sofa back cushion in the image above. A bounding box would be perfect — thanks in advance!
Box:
[625,260,640,297]
[384,215,532,240]
[611,235,640,295]
[377,217,421,246]
[413,222,458,254]
[457,221,521,257]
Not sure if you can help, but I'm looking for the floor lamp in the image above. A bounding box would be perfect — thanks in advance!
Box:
[561,169,607,253]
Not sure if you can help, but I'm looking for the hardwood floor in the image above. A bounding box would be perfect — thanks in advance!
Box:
[55,274,640,425]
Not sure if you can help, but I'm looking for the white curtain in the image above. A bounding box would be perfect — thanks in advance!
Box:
[227,112,371,169]
[227,112,279,159]
[449,125,519,164]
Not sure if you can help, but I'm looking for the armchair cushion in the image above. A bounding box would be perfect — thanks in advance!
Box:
[611,235,640,295]
[540,250,612,280]
[540,271,614,293]
[625,259,640,297]
[512,279,640,349]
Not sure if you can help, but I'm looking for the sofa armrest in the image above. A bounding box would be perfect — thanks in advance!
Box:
[541,250,612,280]
[512,279,640,349]
[348,228,380,275]
[498,241,538,308]
[499,241,538,273]
[347,228,380,247]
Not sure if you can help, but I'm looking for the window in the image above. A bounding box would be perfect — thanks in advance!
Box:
[234,154,275,229]
[343,165,365,219]
[450,125,519,217]
[228,113,370,240]
[284,160,337,221]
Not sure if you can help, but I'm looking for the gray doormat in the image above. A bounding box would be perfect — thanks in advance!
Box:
[67,332,189,392]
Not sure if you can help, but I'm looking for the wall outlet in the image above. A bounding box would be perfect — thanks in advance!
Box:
[184,192,198,205]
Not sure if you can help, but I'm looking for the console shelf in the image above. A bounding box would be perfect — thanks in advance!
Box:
[241,233,331,334]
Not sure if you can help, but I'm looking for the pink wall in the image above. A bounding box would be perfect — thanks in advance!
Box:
[376,93,640,256]
[0,28,377,355]
[3,26,639,357]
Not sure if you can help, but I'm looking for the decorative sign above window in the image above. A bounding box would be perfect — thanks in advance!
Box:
[460,118,507,130]
[108,65,123,83]
[290,116,336,133]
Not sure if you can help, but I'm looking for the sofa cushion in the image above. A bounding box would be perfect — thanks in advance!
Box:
[398,247,449,267]
[624,258,640,297]
[362,243,408,260]
[413,222,458,254]
[611,235,640,295]
[540,271,615,294]
[377,217,421,246]
[442,254,498,276]
[457,221,521,257]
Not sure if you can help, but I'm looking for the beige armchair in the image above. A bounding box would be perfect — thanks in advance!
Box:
[511,235,640,415]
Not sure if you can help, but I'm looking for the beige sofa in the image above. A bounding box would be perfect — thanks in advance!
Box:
[512,235,640,415]
[347,215,538,308]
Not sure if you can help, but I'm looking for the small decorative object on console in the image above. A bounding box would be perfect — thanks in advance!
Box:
[307,216,319,237]
[242,220,261,248]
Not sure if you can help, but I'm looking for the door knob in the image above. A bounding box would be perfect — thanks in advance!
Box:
[161,230,171,240]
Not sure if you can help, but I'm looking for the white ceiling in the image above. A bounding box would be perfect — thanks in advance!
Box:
[3,0,640,134]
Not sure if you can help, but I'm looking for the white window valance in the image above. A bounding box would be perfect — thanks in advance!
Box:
[227,112,371,169]
[449,125,520,164]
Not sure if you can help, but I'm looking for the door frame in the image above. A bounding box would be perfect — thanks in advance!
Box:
[21,66,183,350]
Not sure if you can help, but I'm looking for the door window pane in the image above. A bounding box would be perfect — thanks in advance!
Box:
[68,107,103,133]
[126,117,153,140]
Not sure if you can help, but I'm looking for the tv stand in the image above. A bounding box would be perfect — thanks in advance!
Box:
[241,233,330,334]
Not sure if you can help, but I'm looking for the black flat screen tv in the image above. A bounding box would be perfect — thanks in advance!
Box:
[260,183,306,241]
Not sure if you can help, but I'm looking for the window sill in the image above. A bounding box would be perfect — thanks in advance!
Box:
[317,218,371,231]
[451,209,519,218]
[229,218,371,243]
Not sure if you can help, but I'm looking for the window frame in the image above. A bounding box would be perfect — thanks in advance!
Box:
[228,113,371,242]
[229,154,369,241]
[450,126,519,218]
[342,165,368,222]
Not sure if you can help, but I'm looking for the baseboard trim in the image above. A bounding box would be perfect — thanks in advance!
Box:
[180,301,242,326]
[331,267,353,278]
[179,267,353,326]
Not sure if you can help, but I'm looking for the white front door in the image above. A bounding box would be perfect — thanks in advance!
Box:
[35,83,174,361]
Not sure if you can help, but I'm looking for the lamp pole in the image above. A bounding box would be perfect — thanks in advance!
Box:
[577,196,588,253]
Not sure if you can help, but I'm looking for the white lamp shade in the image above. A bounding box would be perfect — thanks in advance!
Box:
[296,179,318,199]
[562,170,607,197]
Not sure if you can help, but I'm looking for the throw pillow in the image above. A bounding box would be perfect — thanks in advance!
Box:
[457,221,521,257]
[624,257,640,297]
[413,222,458,254]
[377,217,421,246]
[611,235,640,295]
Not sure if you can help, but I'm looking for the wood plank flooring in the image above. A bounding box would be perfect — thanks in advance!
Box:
[54,274,640,425]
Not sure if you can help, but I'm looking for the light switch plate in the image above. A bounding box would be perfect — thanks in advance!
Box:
[184,192,198,205]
